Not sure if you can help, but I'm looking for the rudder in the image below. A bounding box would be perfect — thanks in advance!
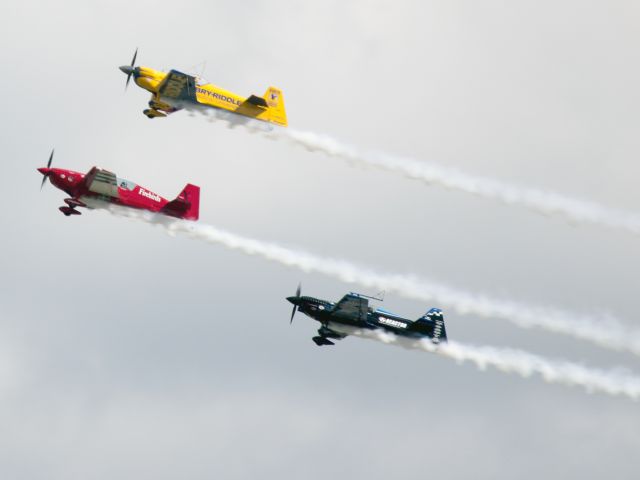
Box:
[410,308,447,343]
[263,86,287,127]
[162,183,200,221]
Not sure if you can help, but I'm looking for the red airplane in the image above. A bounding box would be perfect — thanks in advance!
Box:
[38,150,200,220]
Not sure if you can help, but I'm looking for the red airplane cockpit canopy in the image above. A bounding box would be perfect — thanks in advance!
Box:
[117,177,137,191]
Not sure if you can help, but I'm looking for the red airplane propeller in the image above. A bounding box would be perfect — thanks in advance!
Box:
[39,149,54,190]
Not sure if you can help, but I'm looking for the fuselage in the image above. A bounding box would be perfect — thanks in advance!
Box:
[129,65,254,109]
[121,64,287,126]
[289,295,434,339]
[39,167,171,213]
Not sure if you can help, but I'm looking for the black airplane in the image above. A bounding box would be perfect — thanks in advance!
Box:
[286,286,447,346]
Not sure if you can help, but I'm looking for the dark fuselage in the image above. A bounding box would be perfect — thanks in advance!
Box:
[287,293,447,346]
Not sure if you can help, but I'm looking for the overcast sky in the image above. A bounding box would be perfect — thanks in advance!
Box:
[1,0,639,478]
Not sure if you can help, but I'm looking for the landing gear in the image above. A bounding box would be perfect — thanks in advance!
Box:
[64,198,86,208]
[148,99,173,111]
[311,325,345,346]
[59,206,81,216]
[143,108,167,119]
[312,336,335,346]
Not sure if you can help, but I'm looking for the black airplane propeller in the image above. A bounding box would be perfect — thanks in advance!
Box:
[289,283,301,324]
[40,149,54,190]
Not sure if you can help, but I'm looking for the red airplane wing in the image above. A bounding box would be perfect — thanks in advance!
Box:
[68,167,117,199]
[86,168,119,197]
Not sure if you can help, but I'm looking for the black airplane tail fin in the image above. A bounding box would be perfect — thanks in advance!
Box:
[409,308,447,343]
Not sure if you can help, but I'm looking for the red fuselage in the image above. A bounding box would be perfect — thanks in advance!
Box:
[38,167,200,220]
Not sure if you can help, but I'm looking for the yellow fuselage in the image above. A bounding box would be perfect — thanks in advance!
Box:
[132,66,287,127]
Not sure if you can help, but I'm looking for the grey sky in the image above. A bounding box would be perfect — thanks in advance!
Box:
[0,0,639,478]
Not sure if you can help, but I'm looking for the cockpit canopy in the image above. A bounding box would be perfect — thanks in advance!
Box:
[117,177,137,191]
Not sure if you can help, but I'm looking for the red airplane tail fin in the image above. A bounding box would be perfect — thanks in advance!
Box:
[162,183,200,221]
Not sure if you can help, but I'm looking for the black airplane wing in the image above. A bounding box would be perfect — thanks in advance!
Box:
[332,294,368,323]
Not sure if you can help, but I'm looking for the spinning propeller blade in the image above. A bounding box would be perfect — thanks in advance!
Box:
[290,283,301,324]
[40,149,54,190]
[123,47,138,90]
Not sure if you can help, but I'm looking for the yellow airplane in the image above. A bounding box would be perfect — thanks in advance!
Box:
[119,49,287,127]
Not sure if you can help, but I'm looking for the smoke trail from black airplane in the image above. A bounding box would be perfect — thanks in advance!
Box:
[95,203,640,359]
[90,205,640,399]
[331,325,640,400]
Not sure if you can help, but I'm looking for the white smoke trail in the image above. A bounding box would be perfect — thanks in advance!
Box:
[266,129,640,235]
[94,203,640,357]
[329,324,640,400]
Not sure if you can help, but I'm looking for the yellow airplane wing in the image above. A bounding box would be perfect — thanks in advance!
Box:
[157,70,198,103]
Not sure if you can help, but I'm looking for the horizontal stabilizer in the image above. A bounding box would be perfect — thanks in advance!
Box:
[245,95,268,107]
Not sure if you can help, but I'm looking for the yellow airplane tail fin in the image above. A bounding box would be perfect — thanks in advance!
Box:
[264,86,287,127]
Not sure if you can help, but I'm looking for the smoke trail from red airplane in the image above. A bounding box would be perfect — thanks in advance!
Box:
[96,203,640,359]
[95,202,640,400]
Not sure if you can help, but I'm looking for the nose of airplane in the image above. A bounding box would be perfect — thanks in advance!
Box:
[38,167,50,175]
[119,65,133,75]
[286,296,299,306]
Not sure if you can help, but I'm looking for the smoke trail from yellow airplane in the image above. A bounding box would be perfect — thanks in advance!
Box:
[329,325,640,400]
[96,203,640,358]
[267,129,640,235]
